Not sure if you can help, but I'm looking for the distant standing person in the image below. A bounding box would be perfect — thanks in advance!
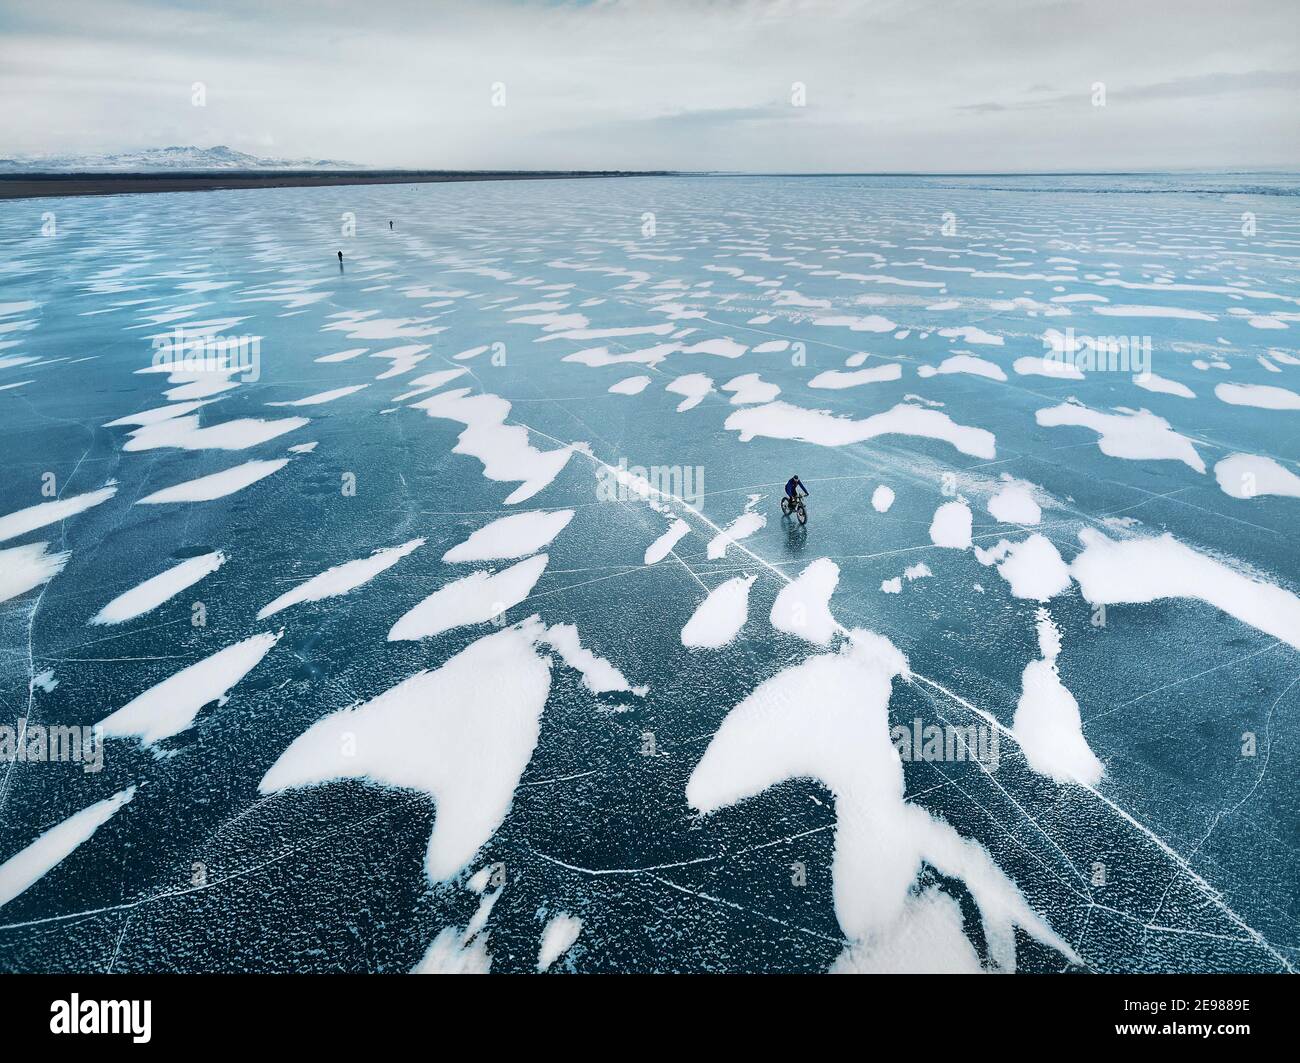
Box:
[389,220,393,230]
[337,250,343,268]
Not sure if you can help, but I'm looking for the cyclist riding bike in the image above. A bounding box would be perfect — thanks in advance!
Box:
[782,475,809,524]
[784,475,808,508]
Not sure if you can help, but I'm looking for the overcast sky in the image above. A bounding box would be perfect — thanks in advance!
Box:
[2,0,1297,171]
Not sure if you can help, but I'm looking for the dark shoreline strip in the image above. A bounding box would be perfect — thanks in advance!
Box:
[0,169,676,201]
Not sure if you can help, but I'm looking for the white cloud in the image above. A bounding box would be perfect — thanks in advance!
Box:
[1,0,1296,170]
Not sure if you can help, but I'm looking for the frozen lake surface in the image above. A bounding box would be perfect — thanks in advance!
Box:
[1,173,1298,972]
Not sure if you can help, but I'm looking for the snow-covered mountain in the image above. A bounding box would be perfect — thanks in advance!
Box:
[0,145,362,172]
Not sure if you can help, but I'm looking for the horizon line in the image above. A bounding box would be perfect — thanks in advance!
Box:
[4,165,1299,178]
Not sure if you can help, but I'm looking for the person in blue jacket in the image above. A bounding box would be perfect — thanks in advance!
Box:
[785,475,808,508]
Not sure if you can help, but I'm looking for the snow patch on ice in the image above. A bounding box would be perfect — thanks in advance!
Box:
[809,364,902,389]
[315,348,368,363]
[411,388,581,504]
[1214,454,1300,501]
[1072,528,1300,650]
[412,876,501,972]
[928,501,972,549]
[92,551,226,625]
[1036,402,1204,472]
[267,384,368,407]
[98,631,281,746]
[975,534,1071,601]
[29,669,57,694]
[682,575,755,649]
[540,623,647,697]
[370,343,430,379]
[0,787,136,910]
[987,479,1042,525]
[388,555,548,641]
[1093,304,1215,321]
[136,459,289,504]
[262,621,551,881]
[721,373,780,404]
[0,542,70,604]
[918,354,1006,382]
[258,539,424,619]
[1133,373,1195,399]
[608,375,652,395]
[1014,355,1083,380]
[813,314,898,333]
[726,401,995,459]
[443,510,573,563]
[0,485,117,543]
[832,886,982,973]
[770,558,840,645]
[937,326,1003,346]
[666,373,714,411]
[323,315,445,341]
[1215,382,1300,410]
[104,399,216,427]
[120,414,308,452]
[413,924,493,973]
[537,913,583,972]
[645,518,690,564]
[687,631,1075,971]
[706,511,766,559]
[1013,610,1104,786]
[680,338,748,359]
[393,368,468,402]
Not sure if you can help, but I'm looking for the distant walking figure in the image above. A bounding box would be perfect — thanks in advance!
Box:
[337,250,344,270]
[389,220,393,230]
